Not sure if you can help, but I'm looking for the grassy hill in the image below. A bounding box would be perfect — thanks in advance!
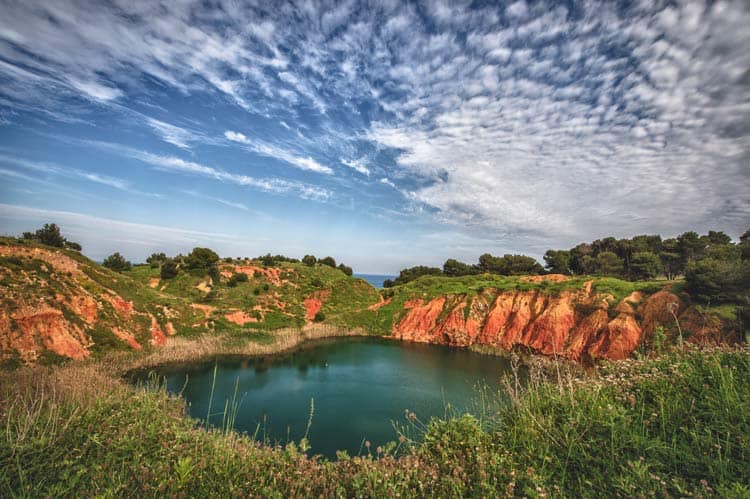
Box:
[0,238,380,366]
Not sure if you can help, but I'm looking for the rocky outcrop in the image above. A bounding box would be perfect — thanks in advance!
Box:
[392,283,737,361]
[303,290,331,321]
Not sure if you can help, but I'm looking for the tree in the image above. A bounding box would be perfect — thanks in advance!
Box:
[302,255,317,266]
[392,266,442,286]
[33,223,66,247]
[740,228,750,260]
[704,230,732,246]
[677,231,705,263]
[685,258,750,304]
[160,259,179,279]
[442,259,478,277]
[319,256,336,268]
[630,251,663,280]
[185,247,219,270]
[227,272,249,287]
[382,279,394,288]
[147,252,167,268]
[543,250,571,274]
[660,238,683,280]
[569,243,594,275]
[595,251,624,276]
[337,263,353,276]
[102,252,132,272]
[64,241,82,252]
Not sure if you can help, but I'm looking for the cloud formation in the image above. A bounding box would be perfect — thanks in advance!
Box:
[0,0,748,260]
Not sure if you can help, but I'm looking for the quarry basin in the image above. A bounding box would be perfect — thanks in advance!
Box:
[131,337,520,458]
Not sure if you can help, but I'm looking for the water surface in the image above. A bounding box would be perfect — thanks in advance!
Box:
[354,273,396,288]
[137,337,516,458]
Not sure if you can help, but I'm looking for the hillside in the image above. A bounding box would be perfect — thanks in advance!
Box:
[0,238,742,366]
[0,238,380,366]
[368,274,741,360]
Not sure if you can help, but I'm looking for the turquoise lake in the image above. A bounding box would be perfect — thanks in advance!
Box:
[136,337,517,458]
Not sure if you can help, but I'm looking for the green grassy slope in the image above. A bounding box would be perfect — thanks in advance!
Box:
[1,349,747,496]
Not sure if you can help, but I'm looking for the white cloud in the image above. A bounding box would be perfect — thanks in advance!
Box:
[88,140,332,201]
[147,118,195,149]
[225,130,334,175]
[342,158,370,176]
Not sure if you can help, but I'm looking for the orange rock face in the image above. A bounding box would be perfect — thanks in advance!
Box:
[390,282,729,361]
[102,293,134,317]
[4,306,90,361]
[303,290,331,321]
[225,310,258,325]
[150,316,167,346]
[112,327,143,350]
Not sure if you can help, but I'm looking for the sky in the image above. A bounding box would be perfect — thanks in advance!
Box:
[0,0,748,274]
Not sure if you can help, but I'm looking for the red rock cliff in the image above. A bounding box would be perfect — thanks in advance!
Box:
[392,283,736,361]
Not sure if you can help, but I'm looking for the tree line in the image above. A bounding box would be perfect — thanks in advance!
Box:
[384,229,750,307]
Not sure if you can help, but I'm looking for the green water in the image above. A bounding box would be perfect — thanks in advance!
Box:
[138,337,518,458]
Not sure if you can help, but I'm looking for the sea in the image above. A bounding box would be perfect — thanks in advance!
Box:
[354,273,396,288]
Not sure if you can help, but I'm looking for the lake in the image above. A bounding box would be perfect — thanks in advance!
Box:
[134,337,517,458]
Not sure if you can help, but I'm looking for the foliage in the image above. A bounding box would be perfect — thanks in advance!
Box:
[1,351,748,496]
[102,252,132,272]
[388,266,443,287]
[319,256,336,268]
[146,252,168,268]
[227,273,249,287]
[595,251,624,276]
[543,249,570,274]
[64,241,82,252]
[313,311,325,322]
[629,251,663,280]
[302,254,317,266]
[337,263,353,276]
[442,258,478,277]
[478,253,543,275]
[21,223,80,250]
[685,258,750,304]
[159,259,179,279]
[185,247,219,271]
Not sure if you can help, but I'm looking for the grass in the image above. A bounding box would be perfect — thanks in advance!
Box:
[1,347,748,497]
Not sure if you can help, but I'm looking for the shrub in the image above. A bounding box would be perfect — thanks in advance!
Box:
[302,255,317,266]
[102,252,132,272]
[338,263,353,276]
[160,260,179,279]
[319,256,336,268]
[185,247,219,270]
[64,241,82,252]
[146,252,168,268]
[311,277,323,288]
[227,273,249,287]
[313,311,325,322]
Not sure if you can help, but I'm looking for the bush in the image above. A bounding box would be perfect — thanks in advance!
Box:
[185,247,219,270]
[302,255,317,266]
[227,273,248,287]
[313,311,325,322]
[311,277,324,288]
[147,252,168,268]
[319,256,336,268]
[102,252,132,272]
[160,260,179,279]
[338,263,353,276]
[64,241,82,252]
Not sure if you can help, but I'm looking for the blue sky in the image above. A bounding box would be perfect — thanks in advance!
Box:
[0,0,748,274]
